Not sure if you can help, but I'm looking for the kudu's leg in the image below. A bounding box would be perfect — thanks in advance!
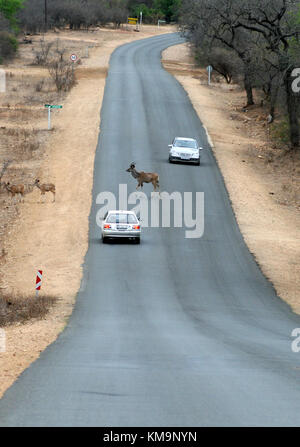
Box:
[136,180,143,190]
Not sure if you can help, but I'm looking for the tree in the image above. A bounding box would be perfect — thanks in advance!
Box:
[154,0,181,22]
[180,0,258,105]
[235,0,300,147]
[0,0,24,30]
[180,0,300,148]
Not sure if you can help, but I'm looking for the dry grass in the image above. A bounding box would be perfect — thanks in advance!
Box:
[0,294,57,327]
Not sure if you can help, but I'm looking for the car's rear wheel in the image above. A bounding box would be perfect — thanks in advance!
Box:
[134,238,140,244]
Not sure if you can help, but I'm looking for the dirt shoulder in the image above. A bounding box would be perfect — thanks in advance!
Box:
[162,43,300,313]
[0,25,175,398]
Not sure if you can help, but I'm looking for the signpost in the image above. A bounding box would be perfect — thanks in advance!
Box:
[44,104,63,130]
[128,17,139,31]
[70,53,78,76]
[206,65,213,85]
[35,270,43,298]
[158,19,166,28]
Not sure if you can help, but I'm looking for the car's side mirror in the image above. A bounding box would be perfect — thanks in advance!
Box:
[168,144,172,148]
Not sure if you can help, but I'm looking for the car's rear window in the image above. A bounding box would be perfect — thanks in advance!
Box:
[107,214,138,224]
[174,139,197,149]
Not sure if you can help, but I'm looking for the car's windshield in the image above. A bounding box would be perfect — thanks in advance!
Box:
[174,139,197,149]
[107,213,138,224]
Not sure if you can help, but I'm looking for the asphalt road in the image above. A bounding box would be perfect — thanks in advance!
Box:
[0,33,300,427]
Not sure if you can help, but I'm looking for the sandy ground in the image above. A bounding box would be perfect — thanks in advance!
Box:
[0,25,175,398]
[162,43,300,313]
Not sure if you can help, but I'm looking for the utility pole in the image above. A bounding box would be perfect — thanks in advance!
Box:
[45,0,48,32]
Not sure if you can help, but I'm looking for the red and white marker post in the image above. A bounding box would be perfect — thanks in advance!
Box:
[35,270,43,297]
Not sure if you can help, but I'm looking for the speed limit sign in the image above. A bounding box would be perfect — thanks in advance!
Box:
[70,53,78,62]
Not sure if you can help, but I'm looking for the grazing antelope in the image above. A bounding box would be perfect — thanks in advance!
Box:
[4,182,25,202]
[126,163,160,192]
[34,179,56,202]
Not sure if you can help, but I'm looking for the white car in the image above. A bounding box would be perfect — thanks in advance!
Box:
[101,210,141,244]
[168,137,202,165]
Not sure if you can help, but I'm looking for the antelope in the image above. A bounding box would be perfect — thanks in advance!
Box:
[34,179,56,202]
[4,182,25,202]
[126,163,160,192]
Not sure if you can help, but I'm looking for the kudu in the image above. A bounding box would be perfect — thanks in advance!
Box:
[4,182,25,202]
[34,179,56,202]
[126,163,160,192]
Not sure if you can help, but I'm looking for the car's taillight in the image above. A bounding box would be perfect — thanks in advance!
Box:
[133,225,140,230]
[104,224,111,229]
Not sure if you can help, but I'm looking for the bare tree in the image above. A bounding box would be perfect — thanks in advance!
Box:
[180,0,259,105]
[33,39,53,65]
[235,0,300,147]
[180,0,300,147]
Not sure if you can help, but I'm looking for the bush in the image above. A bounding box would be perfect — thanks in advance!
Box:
[48,57,76,91]
[270,118,291,145]
[0,294,57,327]
[33,39,53,66]
[0,31,18,63]
[270,117,290,144]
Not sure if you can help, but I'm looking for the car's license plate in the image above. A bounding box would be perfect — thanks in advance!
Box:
[117,226,127,230]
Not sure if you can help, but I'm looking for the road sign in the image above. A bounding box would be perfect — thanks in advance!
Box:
[158,20,166,28]
[44,104,63,130]
[35,270,43,297]
[128,17,138,24]
[70,53,78,62]
[45,104,62,109]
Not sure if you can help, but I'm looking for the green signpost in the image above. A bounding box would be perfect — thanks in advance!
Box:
[44,104,63,129]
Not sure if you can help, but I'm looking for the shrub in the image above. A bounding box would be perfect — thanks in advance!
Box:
[0,294,57,327]
[33,39,53,66]
[48,58,76,91]
[0,31,18,62]
[270,118,291,145]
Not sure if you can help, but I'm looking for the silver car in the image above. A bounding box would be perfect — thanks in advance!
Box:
[168,137,202,165]
[101,210,141,244]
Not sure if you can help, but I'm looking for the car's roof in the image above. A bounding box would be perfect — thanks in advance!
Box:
[107,210,137,215]
[174,137,197,141]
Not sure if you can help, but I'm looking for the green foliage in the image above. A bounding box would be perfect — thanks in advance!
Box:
[270,118,291,145]
[129,0,180,22]
[154,0,181,22]
[130,3,164,22]
[0,0,24,30]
